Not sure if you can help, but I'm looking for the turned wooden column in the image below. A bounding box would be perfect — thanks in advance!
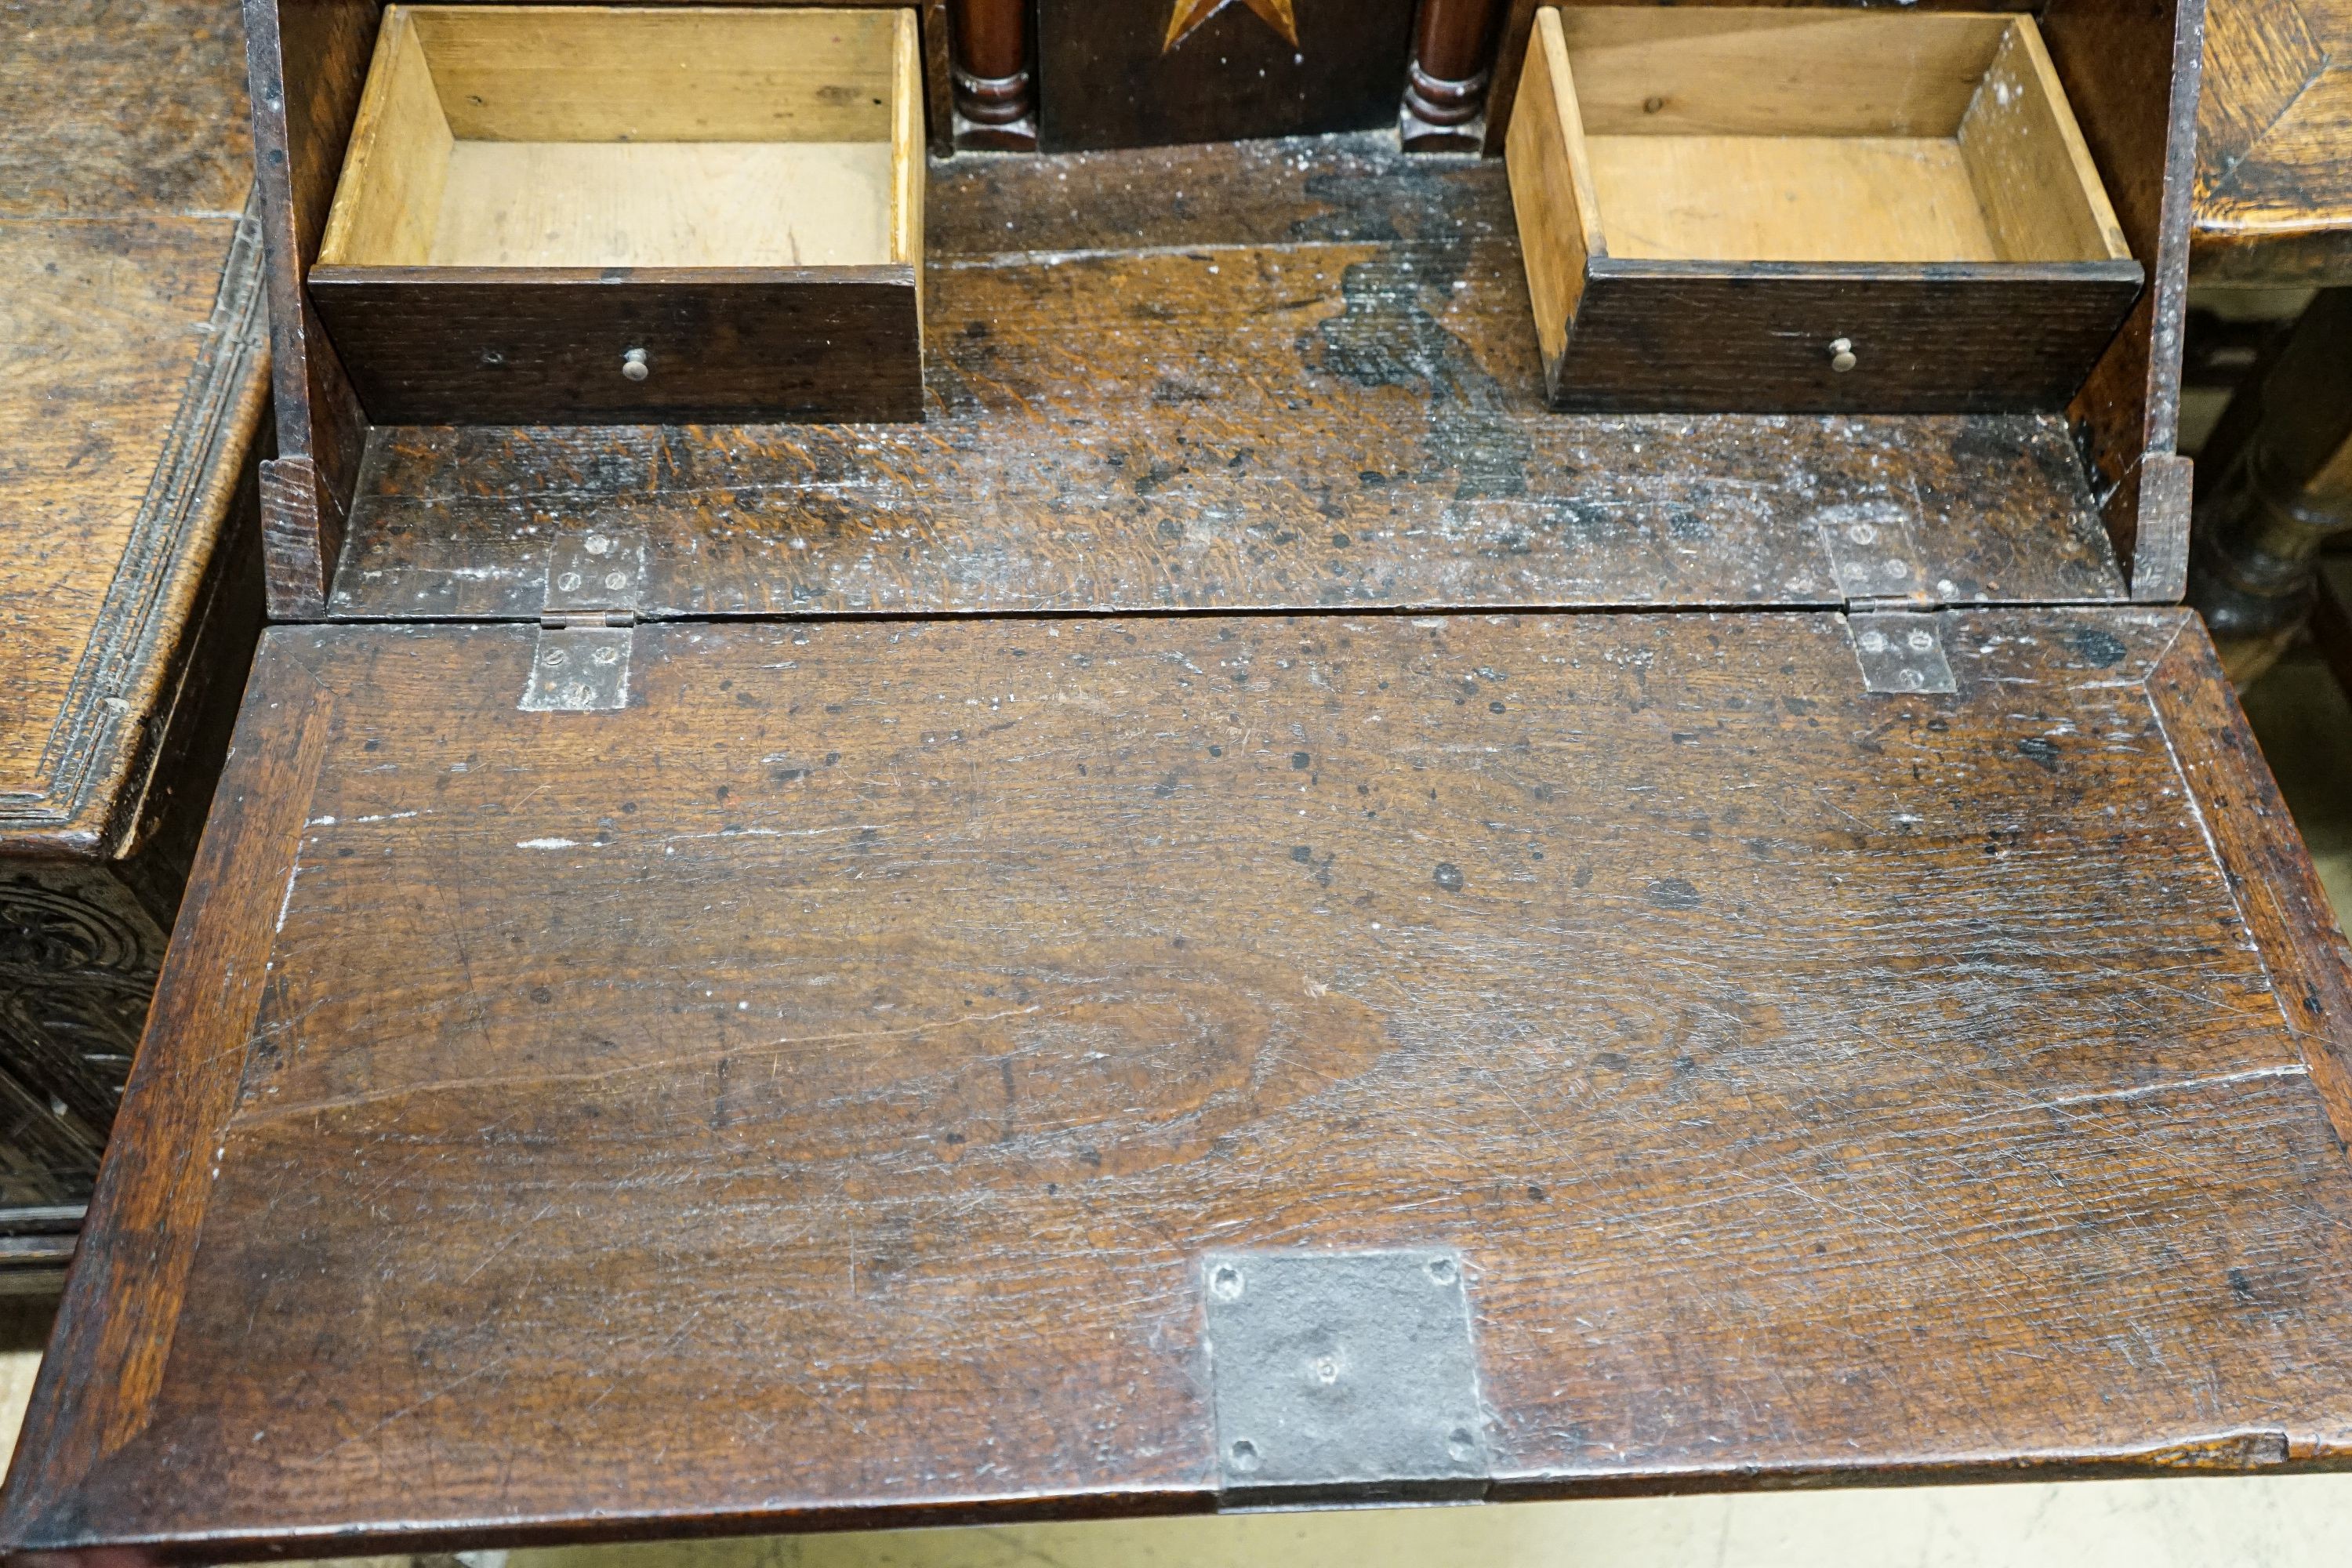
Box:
[1401,0,1503,150]
[951,0,1036,151]
[2188,289,2352,681]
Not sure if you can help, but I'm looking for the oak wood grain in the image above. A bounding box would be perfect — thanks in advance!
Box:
[0,0,273,1210]
[325,135,2129,621]
[310,267,924,425]
[5,608,2352,1556]
[1548,263,2143,413]
[2193,0,2352,285]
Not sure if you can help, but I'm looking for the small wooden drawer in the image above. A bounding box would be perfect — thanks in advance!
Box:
[310,5,924,426]
[1505,6,2143,413]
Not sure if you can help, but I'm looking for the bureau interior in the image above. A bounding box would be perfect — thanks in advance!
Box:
[1556,7,2131,265]
[317,5,918,270]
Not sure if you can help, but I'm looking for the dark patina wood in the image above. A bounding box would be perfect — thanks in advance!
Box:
[5,607,2352,1559]
[2191,0,2352,286]
[243,0,956,617]
[2183,0,2352,674]
[245,2,2206,617]
[1036,0,1419,152]
[1468,0,2202,601]
[0,0,270,1232]
[323,136,2131,622]
[310,267,926,426]
[1537,264,2147,415]
[2040,0,2208,604]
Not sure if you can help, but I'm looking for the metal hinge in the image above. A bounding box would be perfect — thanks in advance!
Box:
[1814,505,1955,694]
[521,531,646,713]
[1203,1250,1489,1508]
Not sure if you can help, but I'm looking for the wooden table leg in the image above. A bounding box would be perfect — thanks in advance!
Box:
[951,0,1036,151]
[1400,0,1503,150]
[2190,289,2352,682]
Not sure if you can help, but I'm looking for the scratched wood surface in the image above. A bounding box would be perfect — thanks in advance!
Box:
[0,0,271,1215]
[2192,0,2352,284]
[328,137,2128,621]
[8,606,2352,1556]
[0,0,268,836]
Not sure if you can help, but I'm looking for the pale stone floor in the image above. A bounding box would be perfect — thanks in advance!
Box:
[2,654,2347,1566]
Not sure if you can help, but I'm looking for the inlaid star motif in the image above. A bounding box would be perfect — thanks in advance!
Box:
[1163,0,1299,54]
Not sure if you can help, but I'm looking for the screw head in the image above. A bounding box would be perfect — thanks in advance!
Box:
[1846,522,1878,546]
[1906,630,1935,653]
[1446,1426,1480,1463]
[1228,1438,1261,1473]
[1210,1264,1244,1301]
[1858,630,1889,653]
[557,571,583,592]
[1427,1256,1458,1287]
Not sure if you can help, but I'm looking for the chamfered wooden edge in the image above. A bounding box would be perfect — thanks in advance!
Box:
[243,0,953,621]
[0,639,336,1548]
[2143,615,2352,1161]
[0,190,271,860]
[2191,223,2352,288]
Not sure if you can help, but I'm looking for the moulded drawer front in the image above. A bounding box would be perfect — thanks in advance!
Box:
[307,268,924,425]
[1553,263,2146,413]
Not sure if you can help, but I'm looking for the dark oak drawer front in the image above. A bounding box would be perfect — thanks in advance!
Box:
[1554,262,2144,413]
[310,267,924,425]
[6,609,2350,1557]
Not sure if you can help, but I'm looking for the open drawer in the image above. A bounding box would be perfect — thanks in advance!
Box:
[1505,6,2143,412]
[4,608,2352,1555]
[308,5,926,425]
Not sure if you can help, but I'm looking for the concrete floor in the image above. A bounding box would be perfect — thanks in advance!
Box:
[2,652,2347,1566]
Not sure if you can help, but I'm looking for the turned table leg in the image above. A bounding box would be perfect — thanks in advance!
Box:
[1401,0,1503,150]
[951,0,1036,151]
[2190,289,2352,681]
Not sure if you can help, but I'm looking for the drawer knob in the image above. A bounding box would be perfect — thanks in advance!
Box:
[621,347,651,383]
[1828,337,1858,373]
